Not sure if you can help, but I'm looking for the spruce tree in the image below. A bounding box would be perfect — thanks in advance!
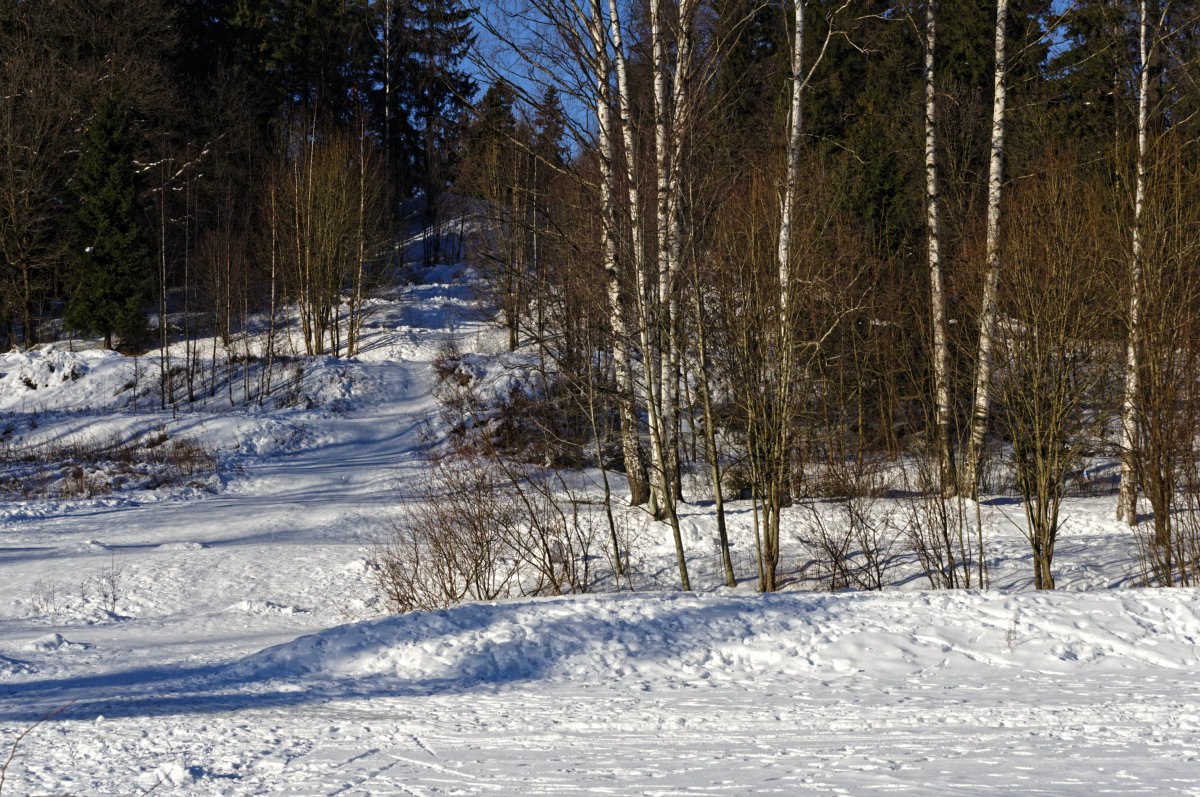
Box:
[381,0,476,214]
[65,91,151,350]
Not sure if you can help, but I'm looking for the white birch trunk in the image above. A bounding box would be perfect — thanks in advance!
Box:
[660,0,697,502]
[606,0,651,506]
[648,0,672,515]
[924,0,953,494]
[777,0,805,327]
[632,0,689,587]
[769,0,807,518]
[964,0,1009,496]
[1118,0,1149,526]
[588,0,650,508]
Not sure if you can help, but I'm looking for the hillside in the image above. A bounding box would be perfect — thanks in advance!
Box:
[1,261,1199,794]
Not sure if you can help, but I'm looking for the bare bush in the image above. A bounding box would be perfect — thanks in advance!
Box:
[1132,455,1200,587]
[370,450,521,613]
[498,466,600,596]
[897,452,988,589]
[797,455,901,591]
[1127,138,1200,587]
[29,578,63,616]
[370,437,603,613]
[993,156,1117,589]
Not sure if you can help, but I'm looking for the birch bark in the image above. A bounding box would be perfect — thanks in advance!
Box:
[777,0,805,323]
[1118,0,1150,526]
[648,0,673,516]
[605,0,651,506]
[923,0,954,494]
[964,0,1009,496]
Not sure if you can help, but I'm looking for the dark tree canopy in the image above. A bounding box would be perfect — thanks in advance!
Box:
[64,91,152,349]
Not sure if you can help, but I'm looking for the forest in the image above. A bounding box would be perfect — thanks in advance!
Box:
[3,0,1200,597]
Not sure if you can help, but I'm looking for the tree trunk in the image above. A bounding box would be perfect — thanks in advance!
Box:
[777,0,805,324]
[964,0,1009,497]
[591,0,651,510]
[694,285,736,587]
[923,0,954,495]
[606,0,651,506]
[649,0,673,516]
[1118,0,1149,527]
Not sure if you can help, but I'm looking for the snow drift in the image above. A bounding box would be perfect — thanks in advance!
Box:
[235,590,1200,689]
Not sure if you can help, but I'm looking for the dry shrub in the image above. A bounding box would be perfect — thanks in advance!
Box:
[993,155,1116,590]
[1131,456,1200,587]
[796,455,901,591]
[1127,139,1200,587]
[896,452,988,589]
[371,451,521,613]
[370,442,602,614]
[0,427,217,500]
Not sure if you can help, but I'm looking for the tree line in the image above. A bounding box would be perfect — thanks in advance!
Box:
[0,0,475,359]
[455,0,1200,592]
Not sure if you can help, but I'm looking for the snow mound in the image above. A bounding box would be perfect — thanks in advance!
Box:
[233,590,1200,689]
[137,762,194,790]
[0,345,130,411]
[155,541,206,551]
[0,654,33,677]
[23,632,90,652]
[226,600,310,616]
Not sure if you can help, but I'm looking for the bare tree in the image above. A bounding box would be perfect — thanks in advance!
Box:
[919,0,955,494]
[1128,134,1200,586]
[0,17,75,346]
[274,117,386,358]
[993,157,1116,590]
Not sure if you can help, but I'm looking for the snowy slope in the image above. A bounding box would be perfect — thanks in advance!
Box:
[2,263,1200,794]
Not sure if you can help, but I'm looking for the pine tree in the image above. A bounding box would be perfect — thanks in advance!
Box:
[714,0,787,157]
[65,91,151,350]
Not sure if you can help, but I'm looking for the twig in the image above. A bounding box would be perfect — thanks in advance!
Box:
[0,701,75,795]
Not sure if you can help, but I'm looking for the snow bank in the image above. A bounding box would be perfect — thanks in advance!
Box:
[0,345,130,412]
[234,590,1200,689]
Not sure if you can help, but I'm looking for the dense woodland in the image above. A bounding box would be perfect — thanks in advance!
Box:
[4,0,1200,594]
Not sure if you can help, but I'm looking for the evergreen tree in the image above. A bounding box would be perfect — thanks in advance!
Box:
[382,0,476,215]
[714,0,788,155]
[532,86,567,169]
[65,91,152,349]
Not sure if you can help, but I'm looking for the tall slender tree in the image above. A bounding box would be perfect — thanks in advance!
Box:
[963,0,1010,496]
[922,0,954,494]
[384,0,476,215]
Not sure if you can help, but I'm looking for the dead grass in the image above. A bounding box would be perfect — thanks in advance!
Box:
[0,426,219,500]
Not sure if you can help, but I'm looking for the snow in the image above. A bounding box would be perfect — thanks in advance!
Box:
[2,264,1200,794]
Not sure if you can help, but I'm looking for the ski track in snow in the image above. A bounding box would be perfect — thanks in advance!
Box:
[2,272,1200,794]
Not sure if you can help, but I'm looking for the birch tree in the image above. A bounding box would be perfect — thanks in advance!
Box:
[605,0,652,508]
[963,0,1009,497]
[921,0,954,494]
[638,0,699,586]
[749,0,845,591]
[1118,0,1151,526]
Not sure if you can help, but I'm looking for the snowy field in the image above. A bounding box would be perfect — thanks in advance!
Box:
[2,265,1200,794]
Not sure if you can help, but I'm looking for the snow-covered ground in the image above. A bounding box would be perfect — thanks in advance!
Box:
[2,264,1200,794]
